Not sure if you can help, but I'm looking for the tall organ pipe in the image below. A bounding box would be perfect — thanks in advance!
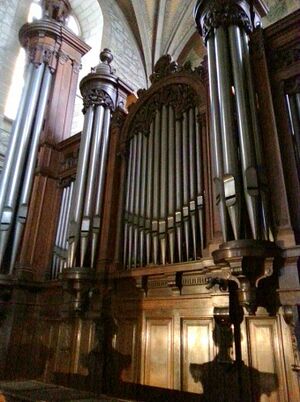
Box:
[68,106,94,267]
[215,27,241,240]
[207,35,227,242]
[175,117,183,261]
[139,133,147,266]
[9,67,53,273]
[152,110,161,265]
[91,107,111,268]
[145,123,154,265]
[127,135,137,268]
[80,105,104,267]
[229,25,259,239]
[123,140,134,268]
[133,133,142,267]
[0,63,45,266]
[241,30,271,239]
[182,112,190,260]
[0,63,34,221]
[188,108,197,259]
[168,107,175,263]
[195,110,204,252]
[159,105,168,265]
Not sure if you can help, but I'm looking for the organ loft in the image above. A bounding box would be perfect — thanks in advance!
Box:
[0,0,299,401]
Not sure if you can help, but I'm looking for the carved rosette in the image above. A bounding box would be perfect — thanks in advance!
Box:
[82,88,114,114]
[194,0,252,42]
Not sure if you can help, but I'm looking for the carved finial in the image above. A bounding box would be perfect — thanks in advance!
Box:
[100,48,113,65]
[41,0,71,24]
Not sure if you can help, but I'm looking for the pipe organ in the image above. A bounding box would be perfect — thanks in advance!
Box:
[123,84,206,268]
[0,1,299,401]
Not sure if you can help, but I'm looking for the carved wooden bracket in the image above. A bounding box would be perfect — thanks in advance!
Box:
[212,240,281,314]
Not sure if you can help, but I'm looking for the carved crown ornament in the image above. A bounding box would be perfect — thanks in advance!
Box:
[82,88,114,113]
[194,0,253,42]
[149,54,207,84]
[125,54,205,139]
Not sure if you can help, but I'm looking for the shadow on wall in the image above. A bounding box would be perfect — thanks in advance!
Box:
[189,325,278,402]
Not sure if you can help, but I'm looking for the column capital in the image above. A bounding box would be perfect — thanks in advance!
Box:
[194,0,268,42]
[80,49,133,113]
[19,18,90,73]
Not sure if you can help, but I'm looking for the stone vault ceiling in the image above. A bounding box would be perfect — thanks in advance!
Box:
[113,0,300,80]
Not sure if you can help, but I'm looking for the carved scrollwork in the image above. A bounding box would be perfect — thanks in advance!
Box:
[82,89,114,113]
[149,54,207,84]
[111,107,126,130]
[129,84,199,137]
[27,43,60,72]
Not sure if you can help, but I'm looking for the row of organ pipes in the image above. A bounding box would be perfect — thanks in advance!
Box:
[0,61,53,274]
[123,104,205,269]
[67,104,111,269]
[207,24,272,242]
[52,181,74,278]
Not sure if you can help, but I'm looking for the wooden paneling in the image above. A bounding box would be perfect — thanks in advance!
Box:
[115,320,137,382]
[248,318,287,402]
[181,318,214,393]
[144,318,173,389]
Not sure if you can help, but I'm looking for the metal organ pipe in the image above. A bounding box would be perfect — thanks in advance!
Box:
[0,63,45,267]
[123,140,134,268]
[195,110,204,252]
[133,132,142,267]
[0,63,34,220]
[90,107,111,268]
[188,108,197,260]
[207,36,227,241]
[159,105,168,265]
[139,132,148,266]
[182,112,190,260]
[215,26,241,240]
[80,105,104,267]
[241,30,271,240]
[9,66,53,273]
[67,105,94,268]
[145,123,154,265]
[167,107,175,264]
[127,135,137,268]
[175,116,183,262]
[229,25,259,239]
[152,110,161,265]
